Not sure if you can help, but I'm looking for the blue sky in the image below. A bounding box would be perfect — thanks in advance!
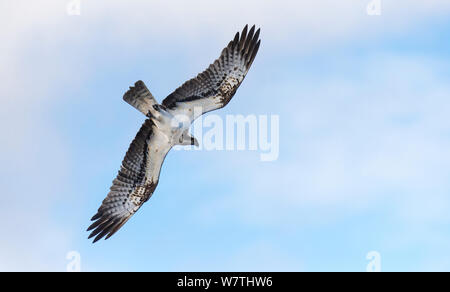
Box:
[1,0,450,271]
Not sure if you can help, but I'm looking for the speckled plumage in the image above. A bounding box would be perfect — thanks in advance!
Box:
[163,25,260,121]
[88,25,261,243]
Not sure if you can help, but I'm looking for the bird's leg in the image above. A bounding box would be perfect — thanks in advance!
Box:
[177,129,199,146]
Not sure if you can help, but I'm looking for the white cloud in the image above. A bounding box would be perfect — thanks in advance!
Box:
[195,54,450,228]
[0,0,449,270]
[0,1,77,271]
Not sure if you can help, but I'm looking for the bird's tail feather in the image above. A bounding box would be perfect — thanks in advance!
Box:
[123,80,158,117]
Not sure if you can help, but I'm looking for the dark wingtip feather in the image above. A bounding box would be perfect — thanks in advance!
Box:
[88,215,131,243]
[245,26,256,50]
[234,25,261,68]
[238,25,248,50]
[87,216,106,231]
[105,217,129,240]
[92,223,115,243]
[233,32,239,47]
[92,235,103,243]
[90,212,102,221]
[248,25,255,36]
[87,224,96,232]
[248,39,261,66]
[88,219,113,240]
[244,39,260,69]
[88,231,96,240]
[253,28,261,43]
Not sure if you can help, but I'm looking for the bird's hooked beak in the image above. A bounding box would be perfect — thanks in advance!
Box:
[191,137,199,147]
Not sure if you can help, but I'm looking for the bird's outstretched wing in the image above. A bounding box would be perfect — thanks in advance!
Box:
[162,25,261,122]
[87,119,170,243]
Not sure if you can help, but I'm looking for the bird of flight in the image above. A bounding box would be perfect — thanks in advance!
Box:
[88,25,261,243]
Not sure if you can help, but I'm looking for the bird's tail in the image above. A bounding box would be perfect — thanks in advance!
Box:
[123,80,158,117]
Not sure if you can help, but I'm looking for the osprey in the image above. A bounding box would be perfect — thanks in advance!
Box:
[88,25,261,243]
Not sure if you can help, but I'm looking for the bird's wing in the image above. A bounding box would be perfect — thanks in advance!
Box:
[87,119,171,243]
[162,25,261,122]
